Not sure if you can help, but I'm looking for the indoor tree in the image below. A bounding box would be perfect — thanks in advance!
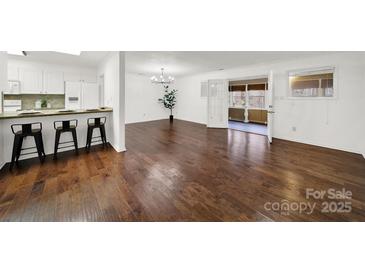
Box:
[158,85,177,122]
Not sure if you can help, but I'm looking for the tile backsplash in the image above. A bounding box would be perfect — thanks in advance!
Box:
[4,94,65,110]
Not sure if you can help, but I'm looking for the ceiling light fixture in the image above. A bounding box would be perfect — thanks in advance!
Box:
[151,68,174,85]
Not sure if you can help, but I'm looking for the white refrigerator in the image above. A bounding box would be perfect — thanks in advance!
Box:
[65,81,99,110]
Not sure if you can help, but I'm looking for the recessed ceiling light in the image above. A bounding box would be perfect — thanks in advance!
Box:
[217,68,224,71]
[7,51,27,56]
[55,51,81,56]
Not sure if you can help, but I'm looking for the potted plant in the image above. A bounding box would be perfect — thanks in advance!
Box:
[158,85,177,122]
[40,97,48,108]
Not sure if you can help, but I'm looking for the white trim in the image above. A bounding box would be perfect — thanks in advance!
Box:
[273,134,362,155]
[289,66,335,76]
[363,154,365,159]
[174,117,207,126]
[228,74,269,82]
[175,117,360,155]
[0,161,5,171]
[110,143,127,153]
[126,117,169,125]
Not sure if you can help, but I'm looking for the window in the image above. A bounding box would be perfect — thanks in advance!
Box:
[289,68,335,98]
[229,91,246,108]
[248,83,266,109]
[248,90,265,108]
[229,80,267,109]
[229,84,246,108]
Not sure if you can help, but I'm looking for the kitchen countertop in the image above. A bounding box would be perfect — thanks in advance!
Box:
[0,108,113,120]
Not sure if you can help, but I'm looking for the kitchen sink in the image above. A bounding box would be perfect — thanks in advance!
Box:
[17,110,42,115]
[57,109,76,113]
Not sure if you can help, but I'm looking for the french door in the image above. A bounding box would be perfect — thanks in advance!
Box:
[207,79,228,128]
[266,70,274,143]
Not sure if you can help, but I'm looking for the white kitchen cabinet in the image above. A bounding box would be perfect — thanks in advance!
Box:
[81,82,99,109]
[8,66,19,81]
[7,81,21,94]
[65,81,82,110]
[65,81,99,110]
[19,67,43,94]
[43,70,64,94]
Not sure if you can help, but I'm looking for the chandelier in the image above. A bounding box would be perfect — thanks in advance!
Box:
[150,68,174,84]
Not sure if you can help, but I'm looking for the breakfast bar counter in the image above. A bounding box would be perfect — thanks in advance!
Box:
[0,108,113,166]
[0,107,113,120]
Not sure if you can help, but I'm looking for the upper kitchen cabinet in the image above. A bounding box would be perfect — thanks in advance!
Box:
[8,65,19,81]
[43,70,64,94]
[19,67,43,94]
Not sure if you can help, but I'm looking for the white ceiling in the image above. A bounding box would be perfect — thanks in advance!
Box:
[125,51,329,77]
[7,51,334,76]
[8,51,110,68]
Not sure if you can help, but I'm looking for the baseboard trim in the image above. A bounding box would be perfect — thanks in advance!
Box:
[174,118,207,126]
[110,143,127,153]
[273,136,362,156]
[170,118,362,156]
[126,118,168,125]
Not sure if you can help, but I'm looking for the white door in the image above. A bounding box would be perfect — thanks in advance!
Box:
[266,70,274,143]
[43,70,64,94]
[207,79,228,128]
[65,81,81,110]
[81,82,99,109]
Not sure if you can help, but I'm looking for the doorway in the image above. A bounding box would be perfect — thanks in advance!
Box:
[228,77,268,136]
[207,72,274,143]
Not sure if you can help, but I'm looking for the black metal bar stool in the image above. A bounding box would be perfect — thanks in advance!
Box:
[86,117,107,151]
[10,122,46,170]
[53,119,79,159]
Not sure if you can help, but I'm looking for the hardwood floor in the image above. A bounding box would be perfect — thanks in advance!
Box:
[0,119,364,221]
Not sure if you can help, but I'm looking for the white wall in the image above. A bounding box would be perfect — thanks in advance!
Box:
[175,53,365,155]
[0,51,7,169]
[125,73,175,124]
[97,52,126,152]
[0,52,7,112]
[118,53,126,152]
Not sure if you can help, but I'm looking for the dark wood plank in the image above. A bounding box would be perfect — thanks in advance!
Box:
[0,119,364,221]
